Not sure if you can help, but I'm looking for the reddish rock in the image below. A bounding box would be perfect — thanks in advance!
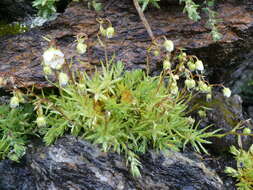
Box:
[0,0,252,88]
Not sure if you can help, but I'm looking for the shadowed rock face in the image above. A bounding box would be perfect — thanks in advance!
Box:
[0,0,252,88]
[0,136,226,190]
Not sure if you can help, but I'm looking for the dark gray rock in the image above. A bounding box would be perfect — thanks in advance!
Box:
[0,136,226,190]
[0,0,35,22]
[194,92,253,153]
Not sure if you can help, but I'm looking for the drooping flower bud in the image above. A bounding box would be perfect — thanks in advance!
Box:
[43,65,53,75]
[171,82,178,95]
[36,116,47,127]
[243,127,251,134]
[43,47,65,70]
[163,59,171,70]
[76,42,87,54]
[153,49,160,57]
[223,87,231,98]
[59,72,69,87]
[100,25,107,36]
[163,40,174,52]
[187,61,196,71]
[206,93,212,101]
[185,79,196,90]
[198,110,206,118]
[10,96,19,109]
[195,60,204,71]
[106,26,115,39]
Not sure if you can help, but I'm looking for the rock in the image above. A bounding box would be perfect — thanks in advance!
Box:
[194,92,253,153]
[0,0,35,22]
[0,136,226,190]
[0,0,252,88]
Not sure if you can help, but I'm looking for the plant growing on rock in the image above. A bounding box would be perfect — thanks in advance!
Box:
[25,20,231,177]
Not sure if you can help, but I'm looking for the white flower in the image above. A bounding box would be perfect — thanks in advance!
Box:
[36,116,47,127]
[76,42,87,54]
[163,40,174,52]
[43,48,65,70]
[59,72,69,87]
[106,26,115,39]
[223,87,231,98]
[10,96,19,108]
[195,60,204,71]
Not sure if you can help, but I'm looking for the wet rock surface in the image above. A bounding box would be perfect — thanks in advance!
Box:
[0,0,252,88]
[0,136,226,190]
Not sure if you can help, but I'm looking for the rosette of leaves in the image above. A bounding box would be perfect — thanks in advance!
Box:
[41,62,217,177]
[0,104,36,162]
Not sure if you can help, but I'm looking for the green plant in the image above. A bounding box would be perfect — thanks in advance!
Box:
[0,22,28,37]
[225,145,253,190]
[0,103,36,162]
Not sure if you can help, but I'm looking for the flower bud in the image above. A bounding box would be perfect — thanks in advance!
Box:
[223,87,231,98]
[171,82,178,95]
[100,25,107,36]
[163,59,171,70]
[106,26,115,39]
[59,72,69,87]
[43,65,52,75]
[206,93,212,101]
[195,60,204,71]
[153,50,160,57]
[198,110,206,118]
[76,42,87,54]
[198,81,210,93]
[185,79,195,89]
[10,96,19,108]
[243,127,251,134]
[43,48,65,70]
[187,61,196,71]
[188,117,195,125]
[163,40,174,52]
[36,116,47,127]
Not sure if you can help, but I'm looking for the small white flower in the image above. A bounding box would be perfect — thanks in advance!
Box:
[76,42,87,54]
[58,72,69,87]
[195,60,204,71]
[10,96,19,108]
[36,116,47,127]
[163,40,174,52]
[223,87,231,98]
[106,26,115,39]
[43,48,65,70]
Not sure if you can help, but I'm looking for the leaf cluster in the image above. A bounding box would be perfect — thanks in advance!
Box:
[0,104,36,162]
[41,62,216,176]
[225,145,253,190]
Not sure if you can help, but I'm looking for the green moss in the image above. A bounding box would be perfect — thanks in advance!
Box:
[0,21,28,37]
